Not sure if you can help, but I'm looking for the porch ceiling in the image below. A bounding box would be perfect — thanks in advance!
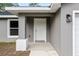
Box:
[5,3,61,14]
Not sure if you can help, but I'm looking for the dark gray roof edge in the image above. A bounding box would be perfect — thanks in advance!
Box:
[0,10,14,15]
[0,11,18,18]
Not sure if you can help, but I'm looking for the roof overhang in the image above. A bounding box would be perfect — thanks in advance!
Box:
[5,3,61,14]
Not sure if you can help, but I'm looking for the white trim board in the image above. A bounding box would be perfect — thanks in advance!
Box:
[73,10,79,56]
[0,15,18,18]
[7,19,19,38]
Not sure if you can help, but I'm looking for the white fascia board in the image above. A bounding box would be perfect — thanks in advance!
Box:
[50,3,61,12]
[5,7,51,11]
[5,7,51,14]
[0,15,18,18]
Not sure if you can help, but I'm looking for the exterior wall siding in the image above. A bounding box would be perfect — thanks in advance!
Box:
[19,15,26,39]
[0,19,7,40]
[50,3,79,56]
[60,3,79,56]
[0,18,17,42]
[26,17,34,42]
[50,9,61,56]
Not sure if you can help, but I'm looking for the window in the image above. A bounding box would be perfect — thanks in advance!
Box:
[8,19,19,38]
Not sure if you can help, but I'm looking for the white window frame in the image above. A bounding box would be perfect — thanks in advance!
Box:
[7,19,19,38]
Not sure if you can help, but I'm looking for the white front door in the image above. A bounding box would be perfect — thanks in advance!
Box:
[34,18,46,42]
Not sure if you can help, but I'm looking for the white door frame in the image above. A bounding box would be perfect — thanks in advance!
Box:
[73,10,79,56]
[34,18,46,43]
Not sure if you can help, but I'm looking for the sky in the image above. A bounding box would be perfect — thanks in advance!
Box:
[18,3,51,7]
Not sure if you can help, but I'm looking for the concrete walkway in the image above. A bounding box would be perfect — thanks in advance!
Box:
[28,42,58,56]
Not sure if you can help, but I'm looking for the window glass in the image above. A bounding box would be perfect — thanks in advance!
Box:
[10,21,18,28]
[10,29,18,35]
[10,20,18,36]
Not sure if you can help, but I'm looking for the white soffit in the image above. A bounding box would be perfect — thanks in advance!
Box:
[5,3,61,14]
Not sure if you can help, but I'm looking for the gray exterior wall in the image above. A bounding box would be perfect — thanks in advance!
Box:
[26,17,34,42]
[60,3,79,56]
[47,17,51,42]
[50,9,61,55]
[0,18,17,42]
[60,3,73,56]
[0,19,7,40]
[18,13,53,17]
[19,15,25,39]
[50,3,79,56]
